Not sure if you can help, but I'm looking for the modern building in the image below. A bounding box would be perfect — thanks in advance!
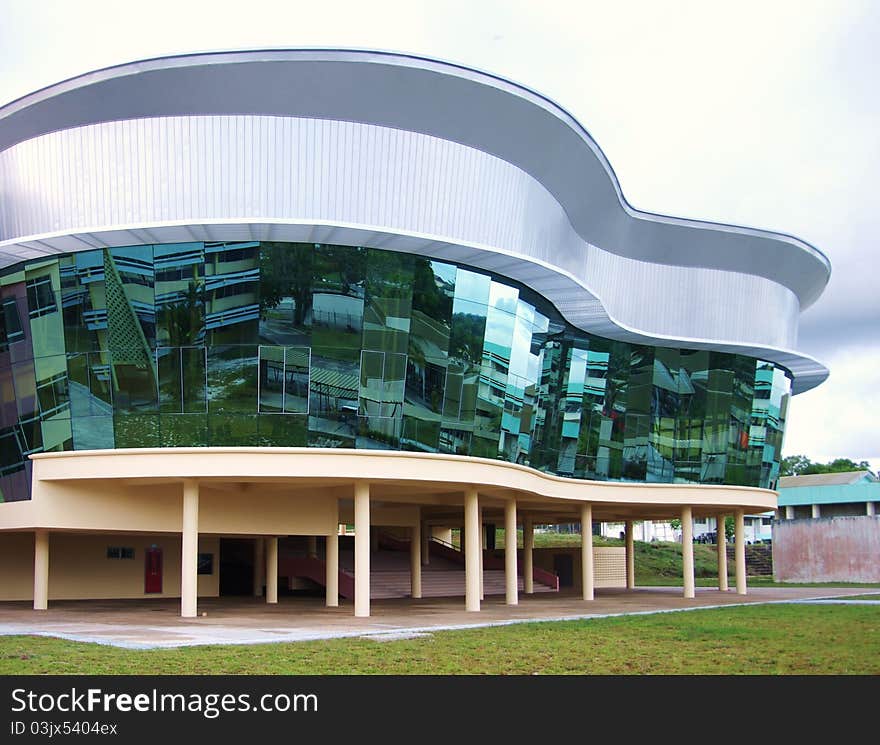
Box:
[774,471,878,582]
[0,50,830,617]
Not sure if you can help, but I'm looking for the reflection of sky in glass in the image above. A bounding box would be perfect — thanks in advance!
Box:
[430,261,457,290]
[484,282,517,350]
[508,311,533,380]
[451,268,490,318]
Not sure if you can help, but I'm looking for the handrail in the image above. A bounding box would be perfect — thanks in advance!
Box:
[278,555,355,599]
[378,530,558,591]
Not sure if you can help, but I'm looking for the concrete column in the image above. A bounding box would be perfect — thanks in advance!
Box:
[735,508,747,595]
[811,504,821,519]
[868,502,876,517]
[479,506,484,601]
[307,535,318,558]
[252,537,264,597]
[581,503,594,601]
[717,514,728,592]
[504,499,518,606]
[181,479,199,618]
[681,506,695,599]
[523,515,534,595]
[325,532,339,607]
[354,482,371,618]
[33,529,49,611]
[265,536,278,604]
[785,505,795,520]
[410,520,422,599]
[464,488,480,612]
[421,519,430,566]
[624,520,635,589]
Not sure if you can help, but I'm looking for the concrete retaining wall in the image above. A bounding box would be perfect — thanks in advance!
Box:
[773,516,880,582]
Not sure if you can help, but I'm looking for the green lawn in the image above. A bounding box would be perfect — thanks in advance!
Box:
[1,604,877,675]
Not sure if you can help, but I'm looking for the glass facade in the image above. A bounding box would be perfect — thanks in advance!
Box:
[0,241,791,501]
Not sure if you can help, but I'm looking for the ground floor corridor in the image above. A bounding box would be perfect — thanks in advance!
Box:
[0,586,873,649]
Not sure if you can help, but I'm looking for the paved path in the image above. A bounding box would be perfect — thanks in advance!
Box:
[0,586,876,649]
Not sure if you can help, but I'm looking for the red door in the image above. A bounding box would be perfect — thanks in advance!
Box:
[144,546,163,594]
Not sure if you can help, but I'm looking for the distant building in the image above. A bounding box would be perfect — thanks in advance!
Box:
[777,471,878,519]
[774,471,879,582]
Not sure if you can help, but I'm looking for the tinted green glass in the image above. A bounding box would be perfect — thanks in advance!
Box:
[207,345,258,414]
[0,239,795,499]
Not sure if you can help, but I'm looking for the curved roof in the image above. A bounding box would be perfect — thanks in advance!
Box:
[0,49,830,391]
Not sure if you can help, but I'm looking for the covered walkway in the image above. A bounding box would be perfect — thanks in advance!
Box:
[1,586,873,649]
[2,448,777,618]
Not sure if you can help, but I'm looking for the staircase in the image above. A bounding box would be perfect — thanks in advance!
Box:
[725,544,773,576]
[278,533,559,600]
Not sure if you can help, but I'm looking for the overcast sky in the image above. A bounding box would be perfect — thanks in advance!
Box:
[0,0,877,471]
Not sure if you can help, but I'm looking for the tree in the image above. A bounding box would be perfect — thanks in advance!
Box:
[781,454,873,477]
[780,454,811,476]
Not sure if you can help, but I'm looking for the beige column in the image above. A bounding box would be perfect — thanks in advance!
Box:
[681,505,695,599]
[307,535,318,558]
[716,514,728,592]
[581,503,594,601]
[504,499,518,606]
[785,505,795,520]
[252,537,264,597]
[265,536,278,604]
[354,481,371,618]
[811,504,821,519]
[464,488,481,612]
[868,502,876,517]
[523,515,534,595]
[33,529,49,611]
[479,506,484,601]
[325,532,339,607]
[624,520,635,589]
[181,479,199,618]
[410,519,422,599]
[735,508,747,595]
[421,520,430,565]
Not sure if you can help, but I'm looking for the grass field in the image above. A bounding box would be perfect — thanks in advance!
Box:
[1,603,877,675]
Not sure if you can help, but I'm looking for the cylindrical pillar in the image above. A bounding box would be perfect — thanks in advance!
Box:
[811,504,821,519]
[265,536,278,604]
[252,537,264,597]
[307,535,318,558]
[581,504,594,601]
[624,520,635,589]
[181,479,199,618]
[868,502,876,517]
[33,529,49,611]
[523,515,534,595]
[354,482,371,617]
[505,499,518,606]
[464,488,480,612]
[681,506,695,599]
[717,514,728,592]
[785,505,795,520]
[325,532,339,607]
[421,520,430,565]
[479,506,484,600]
[410,520,422,599]
[735,508,747,595]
